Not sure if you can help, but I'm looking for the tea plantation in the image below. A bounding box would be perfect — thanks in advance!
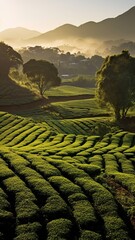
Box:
[0,111,135,240]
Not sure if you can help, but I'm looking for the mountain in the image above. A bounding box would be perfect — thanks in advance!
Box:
[30,6,135,44]
[29,24,78,44]
[0,7,135,55]
[78,6,135,40]
[0,27,41,47]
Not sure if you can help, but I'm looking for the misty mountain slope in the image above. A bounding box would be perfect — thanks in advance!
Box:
[0,6,135,53]
[0,27,41,46]
[30,24,78,43]
[30,6,135,44]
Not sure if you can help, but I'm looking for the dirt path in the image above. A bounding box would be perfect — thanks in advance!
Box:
[0,94,93,113]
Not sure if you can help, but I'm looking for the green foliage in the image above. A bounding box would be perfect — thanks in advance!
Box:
[0,188,10,210]
[15,195,39,223]
[46,218,73,240]
[62,75,96,88]
[49,175,82,197]
[49,161,87,179]
[87,155,103,168]
[14,232,39,240]
[80,230,102,240]
[51,98,109,119]
[76,164,101,176]
[15,222,41,240]
[114,173,135,196]
[22,153,61,178]
[114,152,135,174]
[104,216,130,240]
[96,51,135,121]
[68,193,87,204]
[19,46,104,78]
[77,177,116,215]
[0,112,135,239]
[0,42,22,77]
[75,177,130,239]
[0,188,14,222]
[72,200,97,229]
[3,176,28,193]
[105,159,119,175]
[46,85,95,96]
[23,59,61,96]
[42,195,69,220]
[0,163,14,179]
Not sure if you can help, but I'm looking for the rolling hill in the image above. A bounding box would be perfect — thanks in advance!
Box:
[0,76,38,105]
[0,27,41,47]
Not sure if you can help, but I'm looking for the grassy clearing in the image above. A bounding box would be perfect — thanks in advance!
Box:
[46,85,95,97]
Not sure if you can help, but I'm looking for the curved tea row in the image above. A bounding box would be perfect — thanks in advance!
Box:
[0,112,135,239]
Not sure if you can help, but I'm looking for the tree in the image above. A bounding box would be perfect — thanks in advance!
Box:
[96,51,135,121]
[23,59,61,97]
[91,55,104,69]
[0,42,23,77]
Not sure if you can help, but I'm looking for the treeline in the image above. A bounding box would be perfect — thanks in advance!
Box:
[62,75,96,88]
[0,42,61,97]
[96,50,135,121]
[104,40,135,56]
[19,46,104,77]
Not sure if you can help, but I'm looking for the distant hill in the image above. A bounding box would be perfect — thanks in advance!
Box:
[0,27,41,47]
[29,24,78,44]
[0,7,135,55]
[30,6,135,45]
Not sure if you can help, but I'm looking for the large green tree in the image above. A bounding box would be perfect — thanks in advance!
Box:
[0,42,23,77]
[23,59,61,97]
[96,51,135,121]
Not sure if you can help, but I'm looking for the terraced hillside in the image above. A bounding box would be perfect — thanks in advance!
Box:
[0,77,38,105]
[0,112,135,240]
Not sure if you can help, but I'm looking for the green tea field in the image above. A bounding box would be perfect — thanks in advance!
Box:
[1,3,135,240]
[46,85,95,97]
[0,111,135,240]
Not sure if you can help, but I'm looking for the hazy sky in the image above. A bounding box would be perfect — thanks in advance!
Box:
[0,0,135,32]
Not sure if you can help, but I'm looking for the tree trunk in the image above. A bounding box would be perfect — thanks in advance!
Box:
[121,107,129,119]
[114,108,121,121]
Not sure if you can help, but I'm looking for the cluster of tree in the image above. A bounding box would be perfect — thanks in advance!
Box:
[1,42,135,122]
[0,42,61,97]
[62,75,95,88]
[96,50,135,121]
[104,41,135,57]
[0,42,23,78]
[23,59,61,97]
[19,46,104,77]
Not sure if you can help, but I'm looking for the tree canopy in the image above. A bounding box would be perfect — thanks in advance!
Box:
[0,42,23,77]
[23,59,61,97]
[19,46,104,78]
[96,50,135,121]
